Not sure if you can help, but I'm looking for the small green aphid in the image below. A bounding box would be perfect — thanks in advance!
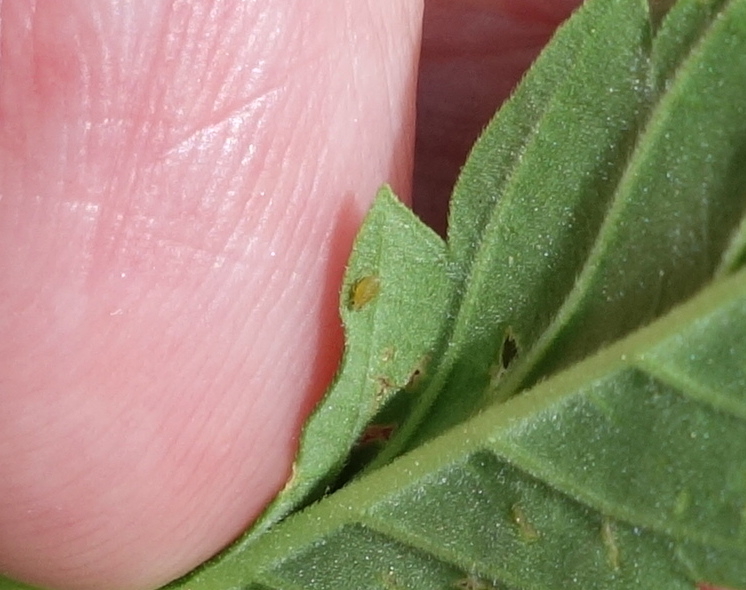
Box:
[349,275,380,311]
[511,503,539,542]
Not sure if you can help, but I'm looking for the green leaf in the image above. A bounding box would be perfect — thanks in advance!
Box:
[4,0,746,588]
[165,265,746,590]
[376,0,746,465]
[249,186,450,533]
[255,187,448,530]
[160,187,452,586]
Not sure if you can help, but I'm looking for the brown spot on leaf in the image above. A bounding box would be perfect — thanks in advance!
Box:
[358,423,397,446]
[375,376,397,404]
[501,329,519,369]
[405,355,430,392]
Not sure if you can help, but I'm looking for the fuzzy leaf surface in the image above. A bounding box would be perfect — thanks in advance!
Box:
[3,0,746,588]
[160,268,746,590]
[386,0,746,462]
[156,187,451,586]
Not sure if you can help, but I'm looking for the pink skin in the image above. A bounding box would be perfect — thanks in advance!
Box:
[414,0,583,233]
[0,1,577,590]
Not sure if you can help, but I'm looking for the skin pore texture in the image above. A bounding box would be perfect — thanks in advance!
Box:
[0,1,578,590]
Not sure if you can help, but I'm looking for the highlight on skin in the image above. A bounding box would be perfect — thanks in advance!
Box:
[0,2,419,589]
[0,1,579,589]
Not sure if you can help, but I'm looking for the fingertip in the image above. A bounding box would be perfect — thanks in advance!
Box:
[0,2,422,590]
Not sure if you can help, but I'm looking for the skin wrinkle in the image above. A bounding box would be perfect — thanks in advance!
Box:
[322,4,417,197]
[93,7,280,272]
[185,5,226,117]
[0,2,423,589]
[89,114,276,287]
[364,5,401,141]
[124,6,173,106]
[174,204,308,448]
[138,19,174,158]
[88,5,115,98]
[165,37,285,153]
[210,11,298,123]
[8,406,152,542]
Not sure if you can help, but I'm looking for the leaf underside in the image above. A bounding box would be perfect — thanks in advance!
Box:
[3,0,746,589]
[153,0,746,587]
[171,266,746,590]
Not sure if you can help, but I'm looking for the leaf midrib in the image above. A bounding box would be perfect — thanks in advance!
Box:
[173,270,746,590]
[248,265,746,586]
